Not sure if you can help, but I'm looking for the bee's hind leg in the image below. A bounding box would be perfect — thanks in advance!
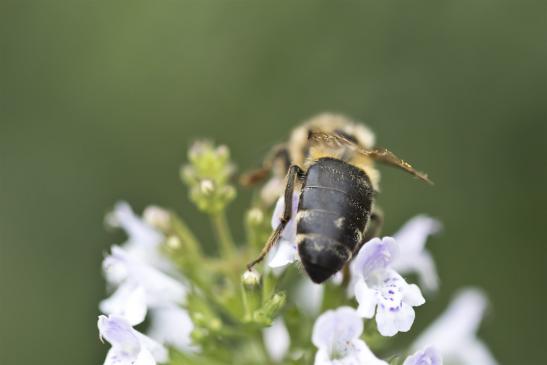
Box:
[246,165,304,271]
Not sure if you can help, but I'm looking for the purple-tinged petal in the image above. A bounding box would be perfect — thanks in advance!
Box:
[352,237,398,279]
[403,346,442,365]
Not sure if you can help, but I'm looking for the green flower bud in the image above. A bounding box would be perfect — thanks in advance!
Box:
[246,208,264,226]
[166,235,181,250]
[253,292,286,325]
[241,270,262,322]
[181,141,237,214]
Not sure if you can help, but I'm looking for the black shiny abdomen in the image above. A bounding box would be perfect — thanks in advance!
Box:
[297,157,373,283]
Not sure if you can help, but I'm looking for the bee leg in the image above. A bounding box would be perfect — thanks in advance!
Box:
[246,165,305,270]
[239,166,271,187]
[240,144,289,187]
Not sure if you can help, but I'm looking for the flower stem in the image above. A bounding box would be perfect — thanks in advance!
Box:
[171,213,202,257]
[210,211,237,258]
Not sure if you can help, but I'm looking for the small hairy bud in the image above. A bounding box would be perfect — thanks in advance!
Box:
[143,205,171,231]
[199,179,215,195]
[242,270,261,288]
[246,208,264,226]
[166,235,181,250]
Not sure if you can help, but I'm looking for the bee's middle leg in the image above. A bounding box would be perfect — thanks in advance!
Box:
[246,165,304,270]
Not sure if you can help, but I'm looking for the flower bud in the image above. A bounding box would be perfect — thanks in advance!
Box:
[241,270,261,289]
[143,205,171,231]
[246,208,264,226]
[199,179,215,195]
[166,235,181,250]
[241,270,262,322]
[254,292,286,325]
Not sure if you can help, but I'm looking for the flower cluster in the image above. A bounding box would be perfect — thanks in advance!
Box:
[97,141,498,365]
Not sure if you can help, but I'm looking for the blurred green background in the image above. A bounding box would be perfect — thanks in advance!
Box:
[1,1,545,364]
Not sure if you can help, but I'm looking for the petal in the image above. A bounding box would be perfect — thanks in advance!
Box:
[354,278,377,318]
[393,215,442,254]
[375,307,398,337]
[100,283,147,326]
[136,331,169,363]
[268,239,299,268]
[104,348,136,365]
[403,346,442,365]
[294,277,324,316]
[403,284,425,307]
[147,306,195,353]
[98,315,141,360]
[102,247,130,285]
[312,307,363,349]
[412,288,489,354]
[393,251,439,292]
[330,271,344,286]
[111,202,163,248]
[263,317,290,362]
[393,302,416,333]
[352,237,399,279]
[353,340,389,365]
[314,340,387,365]
[126,258,187,307]
[133,348,157,365]
[459,338,498,365]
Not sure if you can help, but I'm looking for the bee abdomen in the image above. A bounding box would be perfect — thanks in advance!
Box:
[296,157,374,283]
[297,233,352,283]
[296,209,363,252]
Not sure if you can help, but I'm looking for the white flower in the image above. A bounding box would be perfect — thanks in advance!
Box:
[391,215,442,291]
[100,245,188,334]
[100,282,147,325]
[268,193,300,269]
[98,314,168,365]
[294,277,325,316]
[403,346,442,365]
[412,288,498,365]
[312,307,387,365]
[147,305,195,353]
[352,237,425,336]
[107,201,171,271]
[263,317,290,363]
[101,246,186,311]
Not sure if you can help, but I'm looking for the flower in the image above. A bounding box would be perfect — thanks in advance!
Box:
[411,288,498,365]
[391,215,442,291]
[100,246,192,351]
[403,346,442,365]
[263,317,290,363]
[352,237,425,336]
[147,305,196,353]
[106,202,171,271]
[98,314,168,365]
[312,307,387,365]
[101,246,186,312]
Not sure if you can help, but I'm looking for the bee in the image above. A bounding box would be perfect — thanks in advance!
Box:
[244,114,431,283]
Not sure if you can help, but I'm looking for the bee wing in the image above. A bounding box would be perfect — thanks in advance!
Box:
[309,131,433,185]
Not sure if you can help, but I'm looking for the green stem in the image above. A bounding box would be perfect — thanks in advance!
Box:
[210,211,237,258]
[170,213,202,257]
